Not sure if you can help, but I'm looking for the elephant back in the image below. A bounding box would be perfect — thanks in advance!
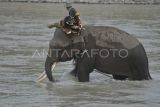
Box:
[89,26,140,49]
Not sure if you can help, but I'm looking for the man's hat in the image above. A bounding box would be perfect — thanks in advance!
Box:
[65,2,72,8]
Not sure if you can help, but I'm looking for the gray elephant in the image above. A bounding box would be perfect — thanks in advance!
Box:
[37,26,152,82]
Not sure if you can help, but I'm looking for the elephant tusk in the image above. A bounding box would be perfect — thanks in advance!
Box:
[37,74,47,82]
[51,62,57,72]
[37,71,45,80]
[37,62,57,82]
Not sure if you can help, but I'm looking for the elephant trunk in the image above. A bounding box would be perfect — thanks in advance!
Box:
[37,56,56,82]
[45,56,56,82]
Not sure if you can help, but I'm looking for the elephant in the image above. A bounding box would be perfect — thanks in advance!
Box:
[37,26,152,82]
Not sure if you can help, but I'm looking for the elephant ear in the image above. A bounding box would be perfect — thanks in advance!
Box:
[72,29,89,45]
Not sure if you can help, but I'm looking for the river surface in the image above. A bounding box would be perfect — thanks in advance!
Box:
[0,2,160,107]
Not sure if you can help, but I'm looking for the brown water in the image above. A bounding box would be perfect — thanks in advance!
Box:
[0,3,160,107]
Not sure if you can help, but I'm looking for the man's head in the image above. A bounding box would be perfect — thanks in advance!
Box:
[65,2,72,10]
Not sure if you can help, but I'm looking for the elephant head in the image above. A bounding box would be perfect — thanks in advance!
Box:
[37,28,88,82]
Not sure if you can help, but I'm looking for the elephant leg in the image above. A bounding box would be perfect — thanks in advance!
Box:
[129,44,152,80]
[77,64,94,82]
[76,57,95,82]
[129,63,151,80]
[112,75,128,80]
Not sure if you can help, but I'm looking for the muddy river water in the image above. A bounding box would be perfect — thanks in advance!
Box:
[0,3,160,107]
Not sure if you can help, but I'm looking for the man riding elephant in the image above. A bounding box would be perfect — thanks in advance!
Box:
[41,3,152,83]
[63,2,82,35]
[48,3,82,35]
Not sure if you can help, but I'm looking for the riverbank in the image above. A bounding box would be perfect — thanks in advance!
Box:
[1,0,160,4]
